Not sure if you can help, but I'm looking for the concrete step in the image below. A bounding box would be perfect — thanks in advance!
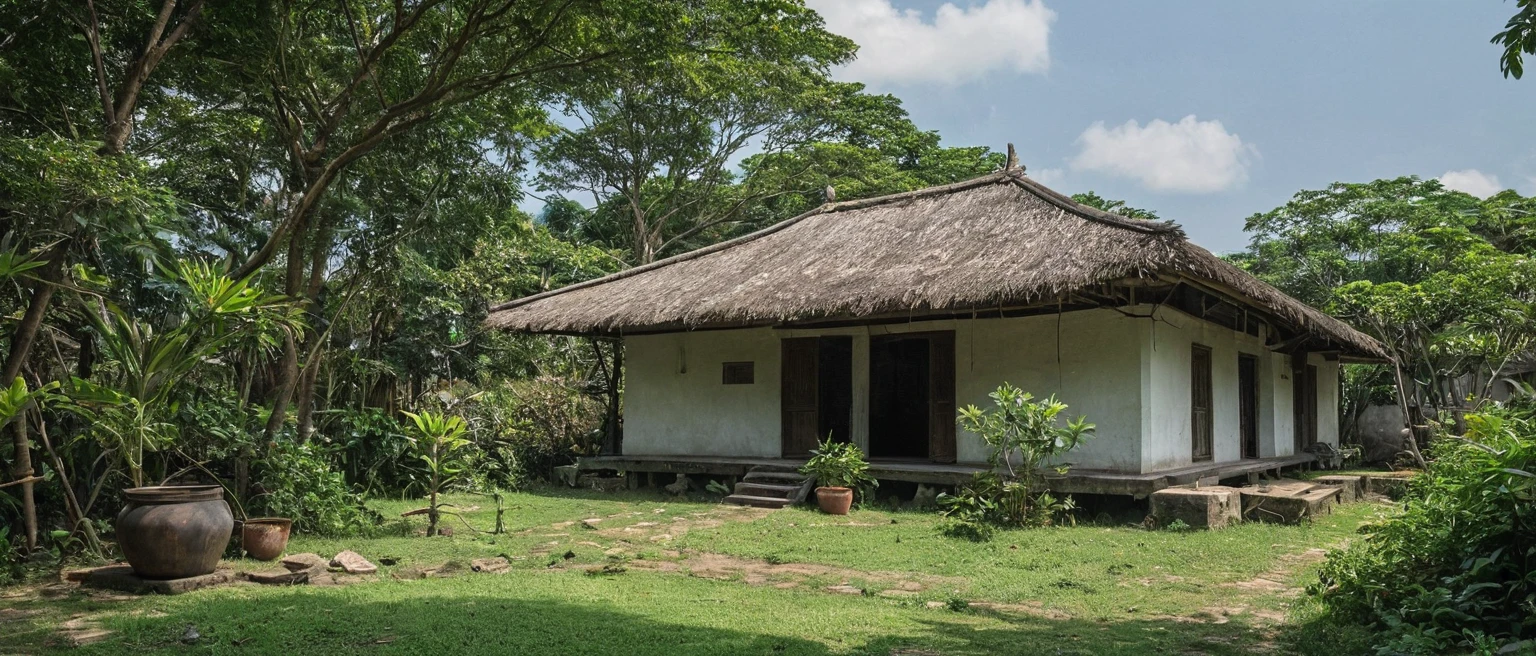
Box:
[743,471,806,483]
[723,494,794,509]
[1240,481,1340,524]
[1149,486,1241,529]
[734,482,801,498]
[1310,475,1364,502]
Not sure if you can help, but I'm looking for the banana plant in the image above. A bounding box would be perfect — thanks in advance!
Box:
[403,410,471,537]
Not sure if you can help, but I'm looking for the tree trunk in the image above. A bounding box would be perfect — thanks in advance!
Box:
[2,257,62,383]
[11,417,37,551]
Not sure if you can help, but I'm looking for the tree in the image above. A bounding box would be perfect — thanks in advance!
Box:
[1494,0,1536,78]
[1234,177,1536,464]
[537,6,855,265]
[1070,192,1160,221]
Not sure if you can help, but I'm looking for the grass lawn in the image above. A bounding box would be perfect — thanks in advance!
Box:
[0,488,1387,655]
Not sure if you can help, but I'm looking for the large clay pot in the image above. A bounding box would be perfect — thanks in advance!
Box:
[116,485,233,579]
[815,486,853,515]
[241,518,292,561]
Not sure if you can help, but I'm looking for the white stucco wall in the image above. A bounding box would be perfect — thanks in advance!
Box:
[1141,305,1273,472]
[624,328,783,457]
[1313,353,1341,448]
[620,307,1340,474]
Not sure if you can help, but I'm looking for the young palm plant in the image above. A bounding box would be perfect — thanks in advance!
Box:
[403,410,472,536]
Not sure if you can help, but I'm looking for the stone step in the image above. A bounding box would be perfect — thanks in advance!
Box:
[743,470,805,482]
[1149,486,1241,529]
[1240,481,1340,524]
[734,482,801,498]
[723,494,794,509]
[1310,475,1364,502]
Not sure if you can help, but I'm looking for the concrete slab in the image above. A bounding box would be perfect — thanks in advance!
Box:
[1240,481,1340,524]
[71,565,235,595]
[1149,486,1241,529]
[1311,475,1364,503]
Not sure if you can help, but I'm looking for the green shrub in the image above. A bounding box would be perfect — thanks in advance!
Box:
[1313,407,1536,654]
[937,384,1092,535]
[469,377,602,485]
[800,436,877,494]
[251,439,380,537]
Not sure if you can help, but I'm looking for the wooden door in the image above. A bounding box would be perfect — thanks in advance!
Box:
[1293,357,1318,451]
[927,332,957,464]
[1191,344,1214,462]
[1238,354,1258,459]
[781,338,820,457]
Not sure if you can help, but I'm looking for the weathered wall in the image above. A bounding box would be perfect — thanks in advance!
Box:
[1142,305,1277,472]
[624,310,1145,469]
[622,306,1338,474]
[624,328,783,457]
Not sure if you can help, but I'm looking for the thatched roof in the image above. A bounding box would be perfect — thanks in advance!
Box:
[487,170,1386,359]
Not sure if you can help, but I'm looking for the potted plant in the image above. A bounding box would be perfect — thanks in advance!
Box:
[799,437,877,515]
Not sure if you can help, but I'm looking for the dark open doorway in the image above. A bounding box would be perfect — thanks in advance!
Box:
[780,336,853,457]
[1239,354,1259,459]
[868,332,956,462]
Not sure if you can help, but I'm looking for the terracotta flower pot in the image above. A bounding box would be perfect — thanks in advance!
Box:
[242,518,293,561]
[116,485,233,579]
[815,486,854,515]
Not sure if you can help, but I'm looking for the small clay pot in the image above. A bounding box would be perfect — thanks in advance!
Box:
[241,518,293,561]
[815,486,853,515]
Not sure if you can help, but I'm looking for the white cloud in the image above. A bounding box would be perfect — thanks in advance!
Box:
[1067,115,1255,193]
[1027,167,1067,188]
[808,0,1054,86]
[1437,169,1503,198]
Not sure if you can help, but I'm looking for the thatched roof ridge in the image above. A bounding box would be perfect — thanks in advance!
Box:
[487,170,1385,358]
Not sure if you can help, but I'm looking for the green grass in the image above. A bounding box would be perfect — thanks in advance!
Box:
[0,488,1389,655]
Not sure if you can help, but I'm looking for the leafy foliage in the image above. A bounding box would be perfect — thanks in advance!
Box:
[404,410,473,536]
[250,439,378,538]
[1313,406,1536,654]
[938,384,1093,535]
[1494,0,1536,79]
[800,437,877,495]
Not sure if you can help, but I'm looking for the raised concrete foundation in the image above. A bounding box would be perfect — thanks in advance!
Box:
[1149,486,1242,529]
[1240,480,1340,524]
[1311,475,1364,503]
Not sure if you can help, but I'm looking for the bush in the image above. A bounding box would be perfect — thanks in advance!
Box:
[1313,407,1536,654]
[472,377,602,485]
[800,437,877,496]
[251,439,380,537]
[937,384,1092,535]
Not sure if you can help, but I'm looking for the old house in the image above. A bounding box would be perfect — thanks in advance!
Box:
[487,164,1386,503]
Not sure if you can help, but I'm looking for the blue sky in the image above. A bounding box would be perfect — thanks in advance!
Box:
[806,0,1536,253]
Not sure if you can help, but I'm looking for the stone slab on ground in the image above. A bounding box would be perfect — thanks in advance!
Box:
[72,565,235,595]
[1311,475,1364,503]
[331,550,378,574]
[471,557,510,574]
[243,569,311,585]
[281,553,328,574]
[1240,480,1340,524]
[1149,485,1241,529]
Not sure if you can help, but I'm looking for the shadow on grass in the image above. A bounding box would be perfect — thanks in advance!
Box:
[27,583,1345,656]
